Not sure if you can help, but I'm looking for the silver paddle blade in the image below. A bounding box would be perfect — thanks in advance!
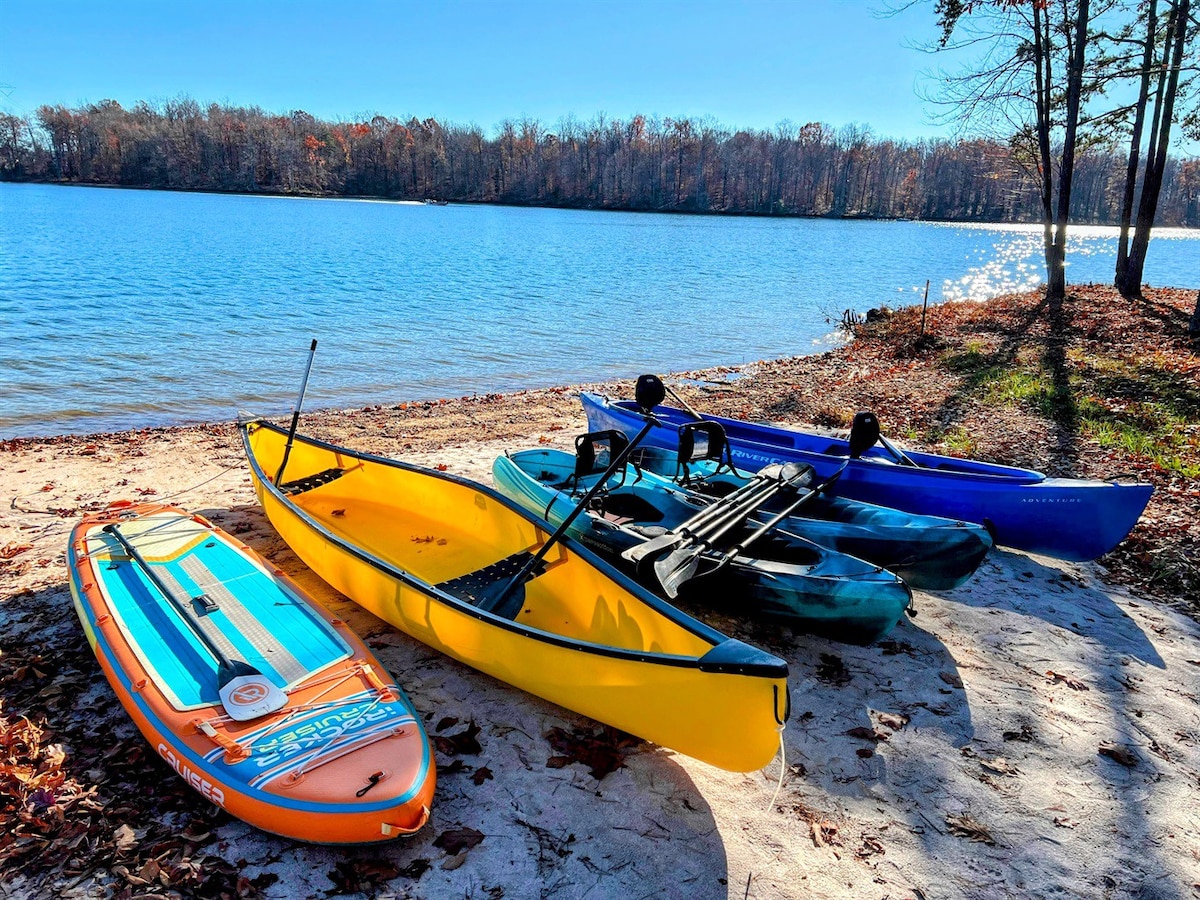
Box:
[623,530,686,563]
[653,545,702,598]
[218,670,289,721]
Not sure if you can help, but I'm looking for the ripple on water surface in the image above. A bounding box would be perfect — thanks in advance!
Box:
[2,185,1197,438]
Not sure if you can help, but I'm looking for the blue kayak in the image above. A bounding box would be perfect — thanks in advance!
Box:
[581,391,1153,562]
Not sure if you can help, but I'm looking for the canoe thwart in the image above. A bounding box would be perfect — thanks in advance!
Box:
[436,551,546,618]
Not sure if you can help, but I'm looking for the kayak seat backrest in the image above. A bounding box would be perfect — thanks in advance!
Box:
[675,420,738,482]
[575,430,630,478]
[677,421,727,465]
[436,551,546,620]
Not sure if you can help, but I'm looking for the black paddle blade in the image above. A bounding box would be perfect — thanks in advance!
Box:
[848,411,881,459]
[635,374,666,413]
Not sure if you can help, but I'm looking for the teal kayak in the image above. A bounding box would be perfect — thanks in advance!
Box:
[629,445,992,590]
[493,441,913,645]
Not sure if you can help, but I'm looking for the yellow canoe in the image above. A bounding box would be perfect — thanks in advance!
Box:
[241,419,790,772]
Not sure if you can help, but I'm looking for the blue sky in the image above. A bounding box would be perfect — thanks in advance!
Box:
[2,0,963,141]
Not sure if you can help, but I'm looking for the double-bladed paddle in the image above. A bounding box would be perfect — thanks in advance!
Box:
[641,407,884,596]
[623,463,786,565]
[652,462,816,597]
[103,522,289,722]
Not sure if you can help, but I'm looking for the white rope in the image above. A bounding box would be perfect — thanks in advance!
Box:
[768,723,787,812]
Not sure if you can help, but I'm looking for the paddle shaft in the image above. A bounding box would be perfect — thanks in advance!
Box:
[878,433,919,467]
[497,416,658,601]
[274,339,319,486]
[624,464,783,563]
[664,384,704,421]
[722,464,848,560]
[653,464,819,596]
[679,476,789,550]
[666,466,804,561]
[103,523,236,671]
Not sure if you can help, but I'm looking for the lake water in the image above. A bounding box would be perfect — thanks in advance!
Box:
[1,182,1197,439]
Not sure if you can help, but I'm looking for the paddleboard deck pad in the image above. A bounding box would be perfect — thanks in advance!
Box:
[68,501,434,844]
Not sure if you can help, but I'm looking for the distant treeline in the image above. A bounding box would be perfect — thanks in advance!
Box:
[2,99,1197,225]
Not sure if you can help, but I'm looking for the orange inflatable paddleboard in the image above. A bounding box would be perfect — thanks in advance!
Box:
[67,501,434,844]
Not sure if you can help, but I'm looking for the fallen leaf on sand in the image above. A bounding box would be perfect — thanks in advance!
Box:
[876,712,909,731]
[434,721,482,756]
[434,826,485,855]
[856,836,885,858]
[939,671,964,689]
[1098,741,1138,767]
[946,814,995,845]
[1054,817,1078,828]
[471,766,493,786]
[1002,724,1035,743]
[1046,671,1090,691]
[327,859,405,892]
[981,757,1018,776]
[544,725,640,780]
[810,820,839,848]
[846,726,889,743]
[815,653,851,685]
[0,543,33,560]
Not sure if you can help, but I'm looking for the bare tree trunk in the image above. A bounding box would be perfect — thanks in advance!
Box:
[1115,0,1158,297]
[1033,5,1058,293]
[1048,0,1090,302]
[1123,0,1190,298]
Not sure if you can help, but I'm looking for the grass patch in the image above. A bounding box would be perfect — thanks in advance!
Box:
[940,344,1058,417]
[940,339,1200,477]
[922,425,980,456]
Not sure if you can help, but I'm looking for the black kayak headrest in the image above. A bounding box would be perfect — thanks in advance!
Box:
[635,374,666,413]
[677,420,728,465]
[848,411,881,459]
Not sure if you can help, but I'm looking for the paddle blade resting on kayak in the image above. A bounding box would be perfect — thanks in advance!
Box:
[628,419,994,591]
[581,388,1152,562]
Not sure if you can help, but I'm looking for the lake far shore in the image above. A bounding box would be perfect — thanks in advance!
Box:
[2,285,1198,899]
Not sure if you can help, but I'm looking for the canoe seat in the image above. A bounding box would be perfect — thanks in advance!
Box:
[436,551,546,620]
[280,468,346,496]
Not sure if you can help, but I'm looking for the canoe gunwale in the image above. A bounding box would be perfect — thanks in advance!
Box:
[592,395,1048,483]
[239,419,789,680]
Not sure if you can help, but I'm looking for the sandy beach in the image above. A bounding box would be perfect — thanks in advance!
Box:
[3,288,1199,900]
